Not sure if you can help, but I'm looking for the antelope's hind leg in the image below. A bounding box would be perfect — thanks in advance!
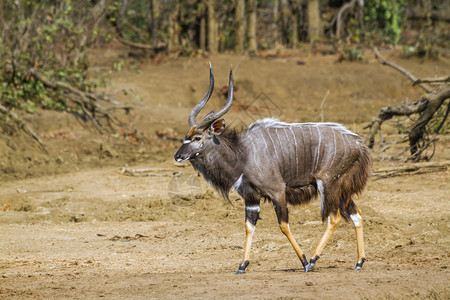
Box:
[274,202,309,271]
[350,205,366,270]
[236,200,260,274]
[305,211,342,272]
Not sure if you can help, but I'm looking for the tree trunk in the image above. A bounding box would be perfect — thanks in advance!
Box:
[279,0,289,45]
[289,0,300,47]
[272,0,281,47]
[247,0,257,53]
[307,0,320,43]
[150,0,160,49]
[207,0,218,53]
[168,0,180,53]
[199,3,206,51]
[234,0,245,53]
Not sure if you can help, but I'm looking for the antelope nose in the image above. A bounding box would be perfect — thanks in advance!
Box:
[174,153,181,161]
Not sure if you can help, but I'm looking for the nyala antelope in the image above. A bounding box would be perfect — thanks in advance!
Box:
[174,64,372,273]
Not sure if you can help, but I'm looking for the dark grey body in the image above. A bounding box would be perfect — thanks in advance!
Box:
[190,118,370,222]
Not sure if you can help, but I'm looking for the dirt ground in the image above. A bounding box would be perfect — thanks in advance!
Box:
[0,47,449,299]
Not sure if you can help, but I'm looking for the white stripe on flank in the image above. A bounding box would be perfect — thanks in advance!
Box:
[339,131,347,160]
[282,128,294,178]
[314,127,322,171]
[289,127,299,176]
[275,128,284,161]
[261,132,271,156]
[343,133,353,153]
[248,136,263,173]
[267,130,279,159]
[274,128,286,177]
[330,129,337,166]
[298,126,307,171]
[307,126,313,169]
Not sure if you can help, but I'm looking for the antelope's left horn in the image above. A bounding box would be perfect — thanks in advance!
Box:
[188,62,214,127]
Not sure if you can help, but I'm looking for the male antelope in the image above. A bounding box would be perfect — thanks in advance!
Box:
[174,64,371,273]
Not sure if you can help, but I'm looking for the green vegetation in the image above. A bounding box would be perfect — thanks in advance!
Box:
[364,0,404,45]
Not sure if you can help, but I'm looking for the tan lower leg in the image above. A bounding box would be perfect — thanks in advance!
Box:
[279,222,306,262]
[355,225,365,261]
[352,208,365,261]
[311,211,342,258]
[242,220,255,263]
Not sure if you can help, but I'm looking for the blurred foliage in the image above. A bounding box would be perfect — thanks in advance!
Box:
[364,0,404,45]
[0,0,107,114]
[338,43,365,62]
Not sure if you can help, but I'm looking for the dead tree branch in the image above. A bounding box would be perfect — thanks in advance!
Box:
[408,87,450,158]
[373,160,449,179]
[367,49,450,161]
[373,48,432,93]
[364,98,429,148]
[414,75,450,86]
[29,68,132,134]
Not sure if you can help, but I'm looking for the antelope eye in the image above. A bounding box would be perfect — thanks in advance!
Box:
[194,136,202,141]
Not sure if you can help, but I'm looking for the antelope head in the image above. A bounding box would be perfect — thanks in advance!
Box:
[174,64,234,163]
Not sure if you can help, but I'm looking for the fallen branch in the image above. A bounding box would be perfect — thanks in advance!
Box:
[120,167,181,177]
[372,160,449,178]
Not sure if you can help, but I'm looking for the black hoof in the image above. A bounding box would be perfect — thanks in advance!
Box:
[354,258,366,271]
[236,260,249,274]
[304,263,314,272]
[304,256,319,272]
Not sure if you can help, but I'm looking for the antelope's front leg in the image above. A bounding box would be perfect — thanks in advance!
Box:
[236,201,260,274]
[274,203,309,271]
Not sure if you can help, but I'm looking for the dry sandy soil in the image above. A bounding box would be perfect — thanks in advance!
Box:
[0,47,449,299]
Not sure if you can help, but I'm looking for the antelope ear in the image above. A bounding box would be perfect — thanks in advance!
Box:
[210,119,225,135]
